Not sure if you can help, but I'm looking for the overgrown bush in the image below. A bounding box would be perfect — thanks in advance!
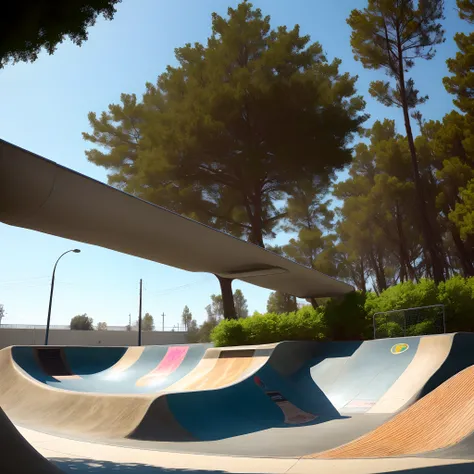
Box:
[365,279,438,315]
[437,276,474,332]
[210,276,474,347]
[322,291,370,341]
[211,306,326,347]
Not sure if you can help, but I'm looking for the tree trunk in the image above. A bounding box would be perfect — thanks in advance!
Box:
[369,251,387,293]
[450,226,474,277]
[245,186,265,247]
[394,202,416,281]
[216,276,236,319]
[309,297,319,309]
[396,37,444,283]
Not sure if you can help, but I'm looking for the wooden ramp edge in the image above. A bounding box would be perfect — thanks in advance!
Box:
[307,364,474,459]
[0,407,61,474]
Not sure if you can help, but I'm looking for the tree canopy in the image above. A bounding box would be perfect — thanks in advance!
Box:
[142,313,155,331]
[1,1,120,68]
[70,314,94,330]
[181,306,193,330]
[84,1,366,248]
[266,291,298,314]
[233,289,249,318]
[347,0,446,282]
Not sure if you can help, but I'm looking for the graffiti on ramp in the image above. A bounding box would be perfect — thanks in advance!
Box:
[253,375,317,425]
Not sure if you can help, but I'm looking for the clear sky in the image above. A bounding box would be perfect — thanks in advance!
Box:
[0,0,469,329]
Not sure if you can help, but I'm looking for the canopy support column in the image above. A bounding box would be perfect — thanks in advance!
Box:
[216,276,237,319]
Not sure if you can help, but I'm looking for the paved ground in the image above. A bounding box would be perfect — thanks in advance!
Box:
[18,425,474,474]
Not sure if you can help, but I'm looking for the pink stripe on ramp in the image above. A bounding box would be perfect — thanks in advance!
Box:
[136,346,188,387]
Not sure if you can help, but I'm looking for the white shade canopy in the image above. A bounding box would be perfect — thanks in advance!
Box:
[0,140,353,298]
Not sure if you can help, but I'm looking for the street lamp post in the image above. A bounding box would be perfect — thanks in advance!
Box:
[45,249,81,345]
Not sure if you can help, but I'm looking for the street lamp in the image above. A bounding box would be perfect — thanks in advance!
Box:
[45,249,81,345]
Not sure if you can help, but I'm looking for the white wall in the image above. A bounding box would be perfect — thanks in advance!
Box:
[0,328,188,349]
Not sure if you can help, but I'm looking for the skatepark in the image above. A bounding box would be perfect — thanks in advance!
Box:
[2,140,474,473]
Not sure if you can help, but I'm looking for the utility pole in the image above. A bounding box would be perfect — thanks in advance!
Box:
[138,279,143,346]
[162,312,165,331]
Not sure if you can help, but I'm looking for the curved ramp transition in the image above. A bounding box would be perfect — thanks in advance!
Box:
[1,333,474,456]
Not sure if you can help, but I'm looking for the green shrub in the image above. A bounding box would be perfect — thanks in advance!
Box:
[376,321,404,338]
[210,276,474,347]
[437,276,474,332]
[323,291,370,341]
[406,320,438,336]
[210,306,326,347]
[365,279,438,315]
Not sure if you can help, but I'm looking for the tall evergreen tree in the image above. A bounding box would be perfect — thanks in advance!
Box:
[266,291,298,314]
[443,0,474,115]
[84,1,367,247]
[233,289,249,319]
[181,306,193,330]
[347,0,446,282]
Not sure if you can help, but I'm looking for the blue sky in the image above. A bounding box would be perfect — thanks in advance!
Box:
[0,0,469,329]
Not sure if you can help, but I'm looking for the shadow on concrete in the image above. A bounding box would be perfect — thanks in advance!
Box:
[50,458,474,474]
[381,461,474,473]
[51,458,254,473]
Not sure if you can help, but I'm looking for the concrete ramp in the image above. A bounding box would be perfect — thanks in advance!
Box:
[308,363,474,459]
[0,408,60,474]
[2,334,474,454]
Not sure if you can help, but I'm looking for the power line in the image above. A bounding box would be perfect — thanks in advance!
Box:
[0,276,49,285]
[155,276,214,296]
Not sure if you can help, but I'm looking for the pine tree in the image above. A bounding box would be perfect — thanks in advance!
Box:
[347,0,446,282]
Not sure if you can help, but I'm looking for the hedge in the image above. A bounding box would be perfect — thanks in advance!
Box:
[210,276,474,347]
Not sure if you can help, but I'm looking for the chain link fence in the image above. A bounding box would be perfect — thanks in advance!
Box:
[372,304,446,339]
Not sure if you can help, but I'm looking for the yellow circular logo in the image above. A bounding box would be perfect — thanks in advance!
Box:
[391,343,409,355]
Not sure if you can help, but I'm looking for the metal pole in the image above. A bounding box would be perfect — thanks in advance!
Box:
[373,313,376,340]
[45,249,80,345]
[162,312,165,331]
[138,279,142,346]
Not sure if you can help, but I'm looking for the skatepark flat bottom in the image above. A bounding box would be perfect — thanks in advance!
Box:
[18,413,390,458]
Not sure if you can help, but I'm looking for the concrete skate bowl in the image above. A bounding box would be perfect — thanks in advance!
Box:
[1,333,474,458]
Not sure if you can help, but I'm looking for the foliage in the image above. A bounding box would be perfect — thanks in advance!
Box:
[0,304,5,324]
[211,306,326,347]
[84,1,366,247]
[142,313,155,331]
[96,321,108,331]
[322,291,371,341]
[195,319,220,343]
[233,289,249,319]
[347,0,446,282]
[206,295,224,322]
[266,291,297,314]
[449,179,474,240]
[1,1,120,68]
[70,314,94,330]
[444,0,473,114]
[186,319,200,343]
[181,306,193,330]
[212,277,474,346]
[365,279,439,314]
[437,276,474,331]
